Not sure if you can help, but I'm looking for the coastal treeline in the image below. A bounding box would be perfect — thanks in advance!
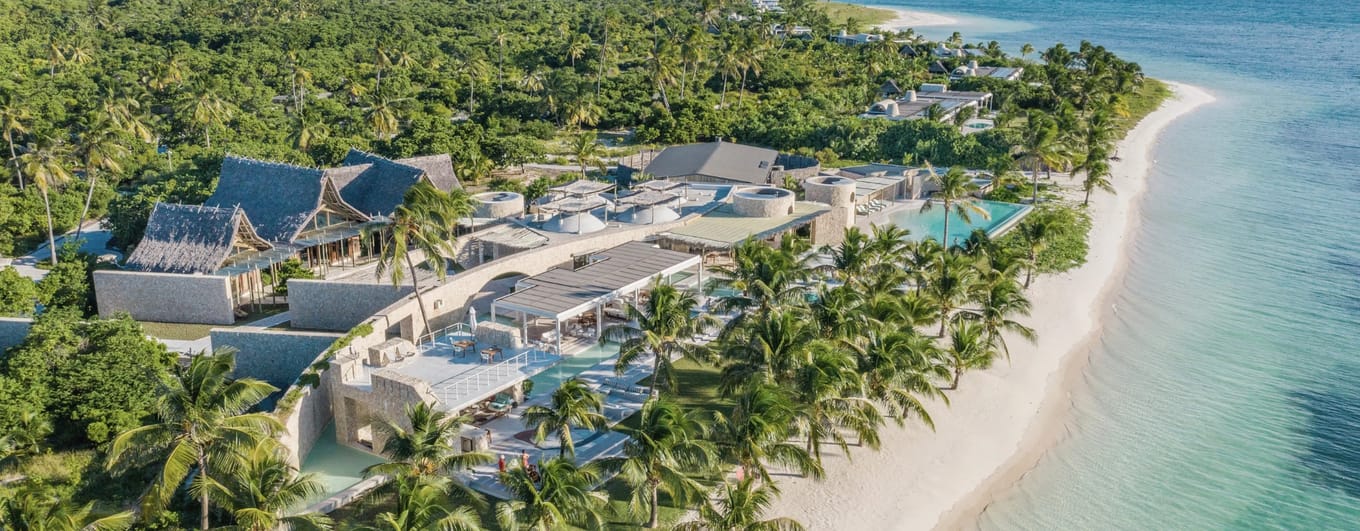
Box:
[0,0,1161,528]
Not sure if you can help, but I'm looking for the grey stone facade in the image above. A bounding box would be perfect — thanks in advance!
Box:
[211,328,341,389]
[288,280,413,331]
[94,270,235,324]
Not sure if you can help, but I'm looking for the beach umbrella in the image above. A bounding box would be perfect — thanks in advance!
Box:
[468,306,478,332]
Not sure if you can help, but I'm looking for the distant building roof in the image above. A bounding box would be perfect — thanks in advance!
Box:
[879,79,904,96]
[644,141,779,185]
[127,203,272,274]
[207,155,368,243]
[549,179,614,197]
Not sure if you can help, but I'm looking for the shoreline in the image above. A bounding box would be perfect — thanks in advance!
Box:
[872,4,959,29]
[765,82,1217,530]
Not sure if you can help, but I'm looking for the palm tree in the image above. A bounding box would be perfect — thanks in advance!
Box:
[713,384,822,483]
[0,95,31,190]
[1079,148,1115,206]
[74,115,128,240]
[844,325,949,427]
[1017,110,1063,204]
[790,347,883,467]
[180,80,235,149]
[363,402,493,484]
[718,309,818,391]
[958,264,1036,362]
[20,140,73,266]
[564,33,590,67]
[107,348,280,530]
[1021,43,1035,60]
[0,482,133,531]
[944,320,995,390]
[674,478,805,531]
[1015,211,1060,288]
[496,457,608,530]
[370,182,471,336]
[521,379,607,458]
[922,164,988,250]
[209,440,332,531]
[601,277,714,397]
[716,45,742,107]
[600,399,716,528]
[366,97,406,140]
[373,45,393,93]
[565,99,602,130]
[356,480,484,531]
[645,39,681,111]
[927,251,979,338]
[293,117,330,151]
[568,131,603,176]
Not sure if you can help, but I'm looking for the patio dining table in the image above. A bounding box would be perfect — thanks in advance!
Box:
[452,340,476,357]
[480,346,503,364]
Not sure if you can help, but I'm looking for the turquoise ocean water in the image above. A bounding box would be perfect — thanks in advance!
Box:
[864,0,1360,528]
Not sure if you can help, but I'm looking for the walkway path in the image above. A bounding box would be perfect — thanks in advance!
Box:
[3,220,120,281]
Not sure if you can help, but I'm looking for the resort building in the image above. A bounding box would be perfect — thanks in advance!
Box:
[860,84,994,122]
[94,150,459,325]
[634,140,820,186]
[327,241,702,455]
[950,60,1024,81]
[831,29,886,46]
[655,181,852,258]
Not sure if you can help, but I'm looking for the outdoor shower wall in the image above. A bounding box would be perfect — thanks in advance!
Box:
[93,270,234,324]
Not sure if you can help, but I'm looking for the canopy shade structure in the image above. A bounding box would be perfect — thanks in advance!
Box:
[615,190,680,207]
[549,179,614,197]
[634,180,687,192]
[539,196,609,214]
[492,241,701,321]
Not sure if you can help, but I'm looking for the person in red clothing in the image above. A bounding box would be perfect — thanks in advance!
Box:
[497,454,506,473]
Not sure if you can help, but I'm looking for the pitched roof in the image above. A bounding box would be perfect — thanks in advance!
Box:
[929,61,950,74]
[127,203,272,274]
[338,150,426,217]
[880,79,904,96]
[397,153,460,191]
[207,156,343,242]
[643,141,779,185]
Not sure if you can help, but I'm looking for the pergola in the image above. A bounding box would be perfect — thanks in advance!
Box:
[549,179,614,198]
[489,241,702,354]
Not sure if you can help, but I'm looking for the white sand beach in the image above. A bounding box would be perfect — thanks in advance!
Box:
[874,6,958,30]
[766,82,1217,530]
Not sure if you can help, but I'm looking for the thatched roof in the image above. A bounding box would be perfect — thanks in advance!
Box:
[208,155,372,243]
[337,150,425,217]
[127,203,272,274]
[396,153,460,191]
[635,180,686,192]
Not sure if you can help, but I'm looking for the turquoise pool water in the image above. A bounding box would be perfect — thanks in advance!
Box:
[886,200,1030,247]
[297,423,385,504]
[528,341,621,393]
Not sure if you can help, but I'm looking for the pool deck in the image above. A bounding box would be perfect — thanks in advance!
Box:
[860,198,1033,240]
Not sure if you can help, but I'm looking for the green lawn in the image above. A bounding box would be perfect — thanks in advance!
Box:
[139,304,289,340]
[1113,78,1173,137]
[819,2,898,28]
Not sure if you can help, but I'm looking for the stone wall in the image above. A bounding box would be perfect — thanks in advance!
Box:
[0,317,33,353]
[276,373,333,467]
[475,321,522,350]
[773,153,822,182]
[210,328,341,389]
[288,280,413,331]
[94,270,234,324]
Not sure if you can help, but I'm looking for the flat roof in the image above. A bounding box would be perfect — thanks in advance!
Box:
[492,241,701,320]
[617,190,680,207]
[661,201,831,249]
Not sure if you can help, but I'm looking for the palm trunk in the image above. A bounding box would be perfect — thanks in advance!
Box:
[1024,249,1035,288]
[649,351,661,398]
[940,199,951,248]
[950,365,961,390]
[738,69,747,104]
[39,186,58,265]
[375,68,383,94]
[404,251,434,337]
[5,133,21,190]
[648,484,660,528]
[720,74,728,106]
[1030,161,1039,203]
[199,454,210,530]
[76,168,96,240]
[1083,182,1092,206]
[205,128,212,149]
[659,84,670,112]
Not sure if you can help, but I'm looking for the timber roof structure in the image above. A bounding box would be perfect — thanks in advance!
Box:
[126,203,272,274]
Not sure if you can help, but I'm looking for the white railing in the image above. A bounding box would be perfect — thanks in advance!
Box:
[428,349,556,407]
[417,322,473,349]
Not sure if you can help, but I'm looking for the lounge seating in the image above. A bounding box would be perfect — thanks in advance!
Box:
[488,392,514,412]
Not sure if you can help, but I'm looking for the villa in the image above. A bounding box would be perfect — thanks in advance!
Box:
[950,60,1024,81]
[831,29,886,46]
[860,83,994,122]
[93,150,460,325]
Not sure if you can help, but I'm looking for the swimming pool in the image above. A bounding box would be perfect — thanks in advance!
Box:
[527,341,621,393]
[886,200,1031,247]
[296,423,386,507]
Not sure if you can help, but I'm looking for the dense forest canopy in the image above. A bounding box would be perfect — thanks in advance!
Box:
[0,0,1142,256]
